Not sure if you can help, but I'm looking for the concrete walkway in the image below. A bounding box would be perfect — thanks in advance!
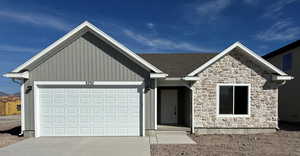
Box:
[0,137,150,156]
[149,131,196,144]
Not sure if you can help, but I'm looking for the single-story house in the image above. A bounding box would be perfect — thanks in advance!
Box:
[264,40,299,122]
[4,21,293,137]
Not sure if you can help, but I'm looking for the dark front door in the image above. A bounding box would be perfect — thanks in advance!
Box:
[160,89,178,124]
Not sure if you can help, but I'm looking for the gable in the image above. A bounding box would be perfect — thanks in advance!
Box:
[188,42,288,77]
[30,32,148,81]
[10,21,163,74]
[205,50,271,79]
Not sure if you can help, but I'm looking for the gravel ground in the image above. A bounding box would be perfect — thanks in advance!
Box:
[151,123,300,156]
[0,115,25,148]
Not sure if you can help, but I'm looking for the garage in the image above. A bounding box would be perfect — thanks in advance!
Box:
[34,81,143,137]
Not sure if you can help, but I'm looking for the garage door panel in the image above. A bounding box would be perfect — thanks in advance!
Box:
[54,128,65,136]
[38,86,141,136]
[66,128,78,136]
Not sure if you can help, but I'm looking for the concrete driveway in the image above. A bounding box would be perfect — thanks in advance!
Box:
[0,137,150,156]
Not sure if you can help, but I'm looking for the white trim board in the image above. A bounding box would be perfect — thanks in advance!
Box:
[20,81,25,134]
[142,88,145,136]
[150,73,168,78]
[11,21,163,74]
[3,71,29,79]
[33,81,145,137]
[188,42,288,76]
[34,81,143,86]
[216,83,251,118]
[272,75,294,81]
[154,79,157,130]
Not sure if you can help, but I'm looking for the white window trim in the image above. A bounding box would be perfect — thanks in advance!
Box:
[34,81,145,137]
[216,83,251,117]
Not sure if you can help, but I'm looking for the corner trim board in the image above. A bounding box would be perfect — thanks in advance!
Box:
[142,88,145,136]
[21,81,25,133]
[154,79,157,130]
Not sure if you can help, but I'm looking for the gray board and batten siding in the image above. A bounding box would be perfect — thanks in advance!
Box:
[23,31,156,131]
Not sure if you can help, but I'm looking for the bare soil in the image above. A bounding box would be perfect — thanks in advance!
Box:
[151,123,300,156]
[0,115,25,148]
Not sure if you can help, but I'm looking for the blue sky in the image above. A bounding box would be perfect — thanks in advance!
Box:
[0,0,299,93]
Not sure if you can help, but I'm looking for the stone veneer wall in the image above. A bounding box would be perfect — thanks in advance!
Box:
[191,49,280,133]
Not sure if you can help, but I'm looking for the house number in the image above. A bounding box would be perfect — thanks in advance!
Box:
[86,81,94,86]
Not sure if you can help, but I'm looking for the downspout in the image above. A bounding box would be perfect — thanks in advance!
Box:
[10,78,24,136]
[275,80,286,131]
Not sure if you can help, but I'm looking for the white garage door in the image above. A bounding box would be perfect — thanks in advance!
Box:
[37,86,141,136]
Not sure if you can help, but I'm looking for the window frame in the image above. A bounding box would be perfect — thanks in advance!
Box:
[216,83,251,117]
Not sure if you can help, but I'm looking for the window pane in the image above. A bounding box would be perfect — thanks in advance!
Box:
[219,86,233,114]
[282,53,292,72]
[234,86,248,114]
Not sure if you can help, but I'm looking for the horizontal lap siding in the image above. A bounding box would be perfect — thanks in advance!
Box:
[24,32,155,130]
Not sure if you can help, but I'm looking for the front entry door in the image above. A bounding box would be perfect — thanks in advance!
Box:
[160,89,178,124]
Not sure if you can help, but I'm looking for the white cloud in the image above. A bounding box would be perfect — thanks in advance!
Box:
[0,45,39,53]
[256,19,300,41]
[123,29,211,52]
[146,23,155,29]
[263,0,297,18]
[0,10,71,31]
[195,0,231,20]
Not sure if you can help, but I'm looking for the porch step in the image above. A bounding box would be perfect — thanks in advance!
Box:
[147,131,196,144]
[157,125,191,132]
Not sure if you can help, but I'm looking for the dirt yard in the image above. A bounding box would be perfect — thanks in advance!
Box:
[151,123,300,156]
[0,115,25,148]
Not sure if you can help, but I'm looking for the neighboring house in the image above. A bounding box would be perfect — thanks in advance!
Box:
[0,96,21,116]
[264,40,299,122]
[3,21,293,137]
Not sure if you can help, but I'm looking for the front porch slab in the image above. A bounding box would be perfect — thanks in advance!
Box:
[149,131,196,144]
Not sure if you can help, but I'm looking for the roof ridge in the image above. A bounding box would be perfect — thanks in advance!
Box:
[137,52,218,55]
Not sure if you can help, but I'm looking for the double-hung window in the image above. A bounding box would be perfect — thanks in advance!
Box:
[217,84,250,116]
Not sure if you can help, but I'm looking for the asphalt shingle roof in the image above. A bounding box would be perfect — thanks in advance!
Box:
[138,53,218,77]
[263,40,300,59]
